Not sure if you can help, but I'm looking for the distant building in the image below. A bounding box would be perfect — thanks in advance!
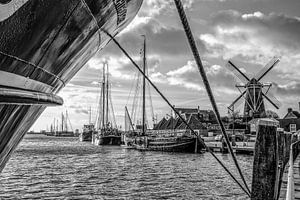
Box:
[279,108,300,133]
[175,107,217,123]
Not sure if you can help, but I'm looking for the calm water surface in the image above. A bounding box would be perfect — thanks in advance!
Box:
[0,135,253,199]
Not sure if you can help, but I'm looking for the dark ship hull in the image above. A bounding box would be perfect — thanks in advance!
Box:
[133,136,202,153]
[97,135,121,145]
[0,0,143,172]
[93,129,121,145]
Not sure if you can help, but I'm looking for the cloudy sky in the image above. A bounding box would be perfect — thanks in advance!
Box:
[32,0,300,132]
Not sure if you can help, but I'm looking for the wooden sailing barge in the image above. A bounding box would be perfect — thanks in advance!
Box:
[92,62,121,146]
[134,135,200,153]
[127,36,202,153]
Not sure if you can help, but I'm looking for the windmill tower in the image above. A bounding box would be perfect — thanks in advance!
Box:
[226,57,281,119]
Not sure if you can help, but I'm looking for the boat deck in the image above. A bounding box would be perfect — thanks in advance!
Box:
[279,155,300,199]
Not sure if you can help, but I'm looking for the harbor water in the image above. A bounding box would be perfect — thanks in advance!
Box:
[0,135,253,199]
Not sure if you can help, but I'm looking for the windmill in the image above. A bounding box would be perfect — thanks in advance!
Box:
[226,57,281,119]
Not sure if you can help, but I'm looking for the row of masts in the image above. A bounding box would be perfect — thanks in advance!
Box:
[49,110,73,133]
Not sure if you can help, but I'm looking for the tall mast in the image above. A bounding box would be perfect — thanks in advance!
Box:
[102,62,106,130]
[65,110,68,132]
[89,106,91,124]
[106,62,109,129]
[142,35,146,136]
[61,112,64,132]
[53,118,56,133]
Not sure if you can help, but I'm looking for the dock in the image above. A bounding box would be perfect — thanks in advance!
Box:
[279,154,300,199]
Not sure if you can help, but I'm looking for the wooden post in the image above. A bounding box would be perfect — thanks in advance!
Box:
[286,143,295,200]
[194,136,198,153]
[276,130,292,199]
[251,119,278,200]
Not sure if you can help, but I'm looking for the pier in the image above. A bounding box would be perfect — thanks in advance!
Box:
[279,155,300,199]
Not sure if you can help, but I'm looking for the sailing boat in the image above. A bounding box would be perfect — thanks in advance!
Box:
[92,62,121,145]
[131,36,200,153]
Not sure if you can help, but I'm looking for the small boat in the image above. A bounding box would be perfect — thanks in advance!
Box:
[79,124,95,142]
[79,107,95,142]
[234,135,255,154]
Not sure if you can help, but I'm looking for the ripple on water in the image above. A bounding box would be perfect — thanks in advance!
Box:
[0,135,253,199]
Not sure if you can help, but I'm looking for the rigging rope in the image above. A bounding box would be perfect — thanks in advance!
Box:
[80,1,250,196]
[173,0,250,194]
[100,29,250,197]
[126,71,138,106]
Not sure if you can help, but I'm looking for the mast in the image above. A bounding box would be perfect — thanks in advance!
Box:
[61,112,64,132]
[102,62,106,130]
[65,110,68,132]
[106,62,109,129]
[89,106,91,124]
[142,35,146,136]
[53,118,56,133]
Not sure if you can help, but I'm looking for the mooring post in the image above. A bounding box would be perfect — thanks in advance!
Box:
[194,136,198,153]
[251,119,278,200]
[276,130,293,199]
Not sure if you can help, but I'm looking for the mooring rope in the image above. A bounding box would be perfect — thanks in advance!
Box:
[80,1,250,197]
[101,29,250,197]
[173,0,250,194]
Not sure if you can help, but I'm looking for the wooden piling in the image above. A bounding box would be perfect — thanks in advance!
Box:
[276,130,293,199]
[251,119,278,200]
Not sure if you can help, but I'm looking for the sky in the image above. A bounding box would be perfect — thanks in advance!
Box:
[31,0,300,132]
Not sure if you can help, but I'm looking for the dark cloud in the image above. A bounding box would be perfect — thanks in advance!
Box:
[273,82,300,97]
[208,10,300,52]
[98,17,207,59]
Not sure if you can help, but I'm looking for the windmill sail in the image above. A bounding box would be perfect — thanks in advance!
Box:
[262,87,281,109]
[228,90,246,111]
[256,57,280,81]
[226,60,250,84]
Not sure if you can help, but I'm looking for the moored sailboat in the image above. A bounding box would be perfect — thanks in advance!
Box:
[92,62,121,145]
[125,36,200,153]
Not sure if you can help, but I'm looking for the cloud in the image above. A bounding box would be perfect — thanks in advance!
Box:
[100,17,207,60]
[274,82,300,97]
[138,0,195,18]
[200,10,300,74]
[163,60,238,94]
